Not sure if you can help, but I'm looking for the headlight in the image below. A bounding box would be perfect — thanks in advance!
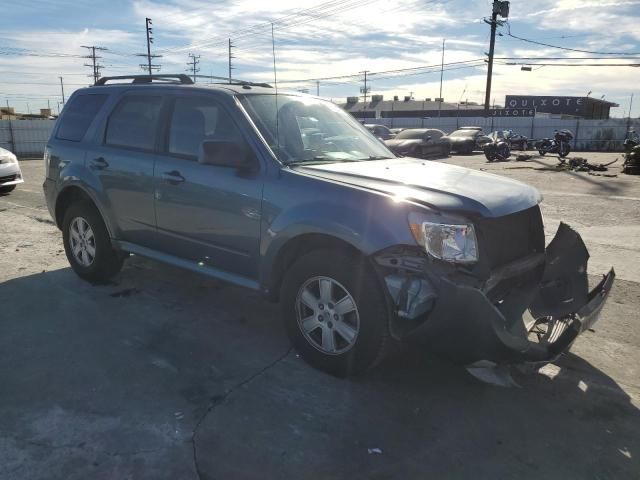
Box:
[0,154,16,164]
[409,213,479,264]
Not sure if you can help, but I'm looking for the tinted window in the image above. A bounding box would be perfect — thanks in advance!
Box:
[56,94,108,142]
[168,96,242,159]
[105,95,163,151]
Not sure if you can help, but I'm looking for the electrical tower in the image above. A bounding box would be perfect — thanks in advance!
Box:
[136,17,162,74]
[228,39,235,84]
[186,53,201,83]
[81,45,107,85]
[483,0,510,115]
[359,70,370,103]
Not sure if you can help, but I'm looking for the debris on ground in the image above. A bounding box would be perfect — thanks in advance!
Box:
[515,154,533,161]
[560,157,618,172]
[367,448,383,455]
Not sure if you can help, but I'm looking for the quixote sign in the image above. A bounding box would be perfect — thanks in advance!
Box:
[505,95,586,116]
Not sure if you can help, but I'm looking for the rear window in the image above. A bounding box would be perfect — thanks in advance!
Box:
[105,95,164,151]
[56,94,108,142]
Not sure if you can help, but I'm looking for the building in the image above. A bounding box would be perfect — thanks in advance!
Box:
[340,95,485,120]
[504,95,619,119]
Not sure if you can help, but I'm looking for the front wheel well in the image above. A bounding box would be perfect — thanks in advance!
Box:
[55,186,95,229]
[267,234,363,302]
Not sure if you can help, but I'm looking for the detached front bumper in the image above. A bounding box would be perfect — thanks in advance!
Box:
[0,162,24,187]
[381,223,615,366]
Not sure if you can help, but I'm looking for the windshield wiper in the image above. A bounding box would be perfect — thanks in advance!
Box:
[286,156,362,166]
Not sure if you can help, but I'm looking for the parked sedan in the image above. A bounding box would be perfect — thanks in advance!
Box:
[0,147,24,194]
[448,128,491,154]
[364,124,396,140]
[385,128,450,158]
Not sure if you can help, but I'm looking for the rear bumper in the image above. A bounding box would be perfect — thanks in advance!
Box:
[388,223,615,365]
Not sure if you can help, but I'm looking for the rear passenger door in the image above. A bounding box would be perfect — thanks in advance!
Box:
[152,94,263,280]
[87,92,166,246]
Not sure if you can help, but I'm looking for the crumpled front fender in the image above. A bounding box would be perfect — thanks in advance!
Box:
[407,222,615,366]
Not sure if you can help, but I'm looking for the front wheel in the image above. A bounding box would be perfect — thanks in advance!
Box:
[281,250,389,376]
[558,142,571,157]
[62,201,125,284]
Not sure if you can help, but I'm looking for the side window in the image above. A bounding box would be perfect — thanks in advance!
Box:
[168,96,243,159]
[105,95,164,151]
[56,94,108,142]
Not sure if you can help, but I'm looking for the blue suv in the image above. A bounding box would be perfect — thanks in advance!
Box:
[44,75,614,380]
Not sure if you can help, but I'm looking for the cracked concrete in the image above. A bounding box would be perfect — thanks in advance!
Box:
[1,156,639,479]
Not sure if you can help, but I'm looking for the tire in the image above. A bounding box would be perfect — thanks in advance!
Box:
[62,201,124,284]
[0,185,16,194]
[559,143,571,158]
[281,249,389,376]
[539,150,546,156]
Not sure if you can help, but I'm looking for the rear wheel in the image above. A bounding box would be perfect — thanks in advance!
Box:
[559,142,571,157]
[0,185,16,194]
[62,201,124,284]
[281,250,389,376]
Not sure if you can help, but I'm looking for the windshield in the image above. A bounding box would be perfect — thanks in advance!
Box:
[396,130,427,140]
[239,94,394,164]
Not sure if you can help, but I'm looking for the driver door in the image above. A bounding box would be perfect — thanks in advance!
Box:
[152,94,263,279]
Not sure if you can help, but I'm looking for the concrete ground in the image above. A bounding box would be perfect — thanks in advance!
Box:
[1,153,639,480]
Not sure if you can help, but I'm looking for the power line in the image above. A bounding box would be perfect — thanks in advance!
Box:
[503,22,640,56]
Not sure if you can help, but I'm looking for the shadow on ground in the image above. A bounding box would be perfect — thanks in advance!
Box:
[1,258,638,480]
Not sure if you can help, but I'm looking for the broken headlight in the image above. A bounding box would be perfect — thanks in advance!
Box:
[409,213,478,264]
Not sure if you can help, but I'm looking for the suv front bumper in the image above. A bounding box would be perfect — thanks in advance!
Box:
[382,223,615,366]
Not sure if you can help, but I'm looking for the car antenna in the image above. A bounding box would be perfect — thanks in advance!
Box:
[271,22,280,159]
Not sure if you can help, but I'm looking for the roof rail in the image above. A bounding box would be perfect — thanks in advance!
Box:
[202,75,273,88]
[94,74,194,86]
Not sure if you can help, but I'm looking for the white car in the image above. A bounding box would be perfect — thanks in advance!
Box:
[0,147,24,194]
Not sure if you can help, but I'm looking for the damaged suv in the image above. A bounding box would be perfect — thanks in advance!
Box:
[43,75,615,379]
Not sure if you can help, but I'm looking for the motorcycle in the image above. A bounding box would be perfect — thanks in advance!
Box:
[622,129,640,175]
[536,129,573,158]
[483,132,511,162]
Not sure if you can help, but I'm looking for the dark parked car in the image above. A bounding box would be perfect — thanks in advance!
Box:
[43,74,614,381]
[489,130,529,150]
[364,123,395,140]
[448,128,491,154]
[384,128,450,158]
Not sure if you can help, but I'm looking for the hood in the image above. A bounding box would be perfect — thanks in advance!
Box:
[294,158,541,218]
[384,139,421,150]
[448,136,475,144]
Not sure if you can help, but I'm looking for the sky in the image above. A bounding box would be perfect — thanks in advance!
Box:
[1,0,639,116]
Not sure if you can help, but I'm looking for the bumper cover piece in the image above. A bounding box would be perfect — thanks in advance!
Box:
[413,222,615,366]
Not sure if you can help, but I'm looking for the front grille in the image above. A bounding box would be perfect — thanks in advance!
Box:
[0,174,17,183]
[475,205,545,270]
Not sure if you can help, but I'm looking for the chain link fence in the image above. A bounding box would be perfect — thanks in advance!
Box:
[0,120,56,158]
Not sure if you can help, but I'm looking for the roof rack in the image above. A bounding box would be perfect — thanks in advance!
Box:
[94,74,194,86]
[202,75,273,89]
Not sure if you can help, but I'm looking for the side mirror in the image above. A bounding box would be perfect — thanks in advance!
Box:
[198,140,257,170]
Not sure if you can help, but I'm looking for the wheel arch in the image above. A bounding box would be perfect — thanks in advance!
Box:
[55,185,114,237]
[265,233,364,302]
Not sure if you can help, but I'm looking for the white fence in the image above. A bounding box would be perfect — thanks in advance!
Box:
[0,120,56,157]
[0,117,638,156]
[370,116,640,151]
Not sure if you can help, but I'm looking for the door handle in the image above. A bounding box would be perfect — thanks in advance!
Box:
[162,170,185,184]
[90,157,109,170]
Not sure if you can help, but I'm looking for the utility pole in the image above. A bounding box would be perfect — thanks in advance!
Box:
[59,76,65,104]
[484,1,509,116]
[228,39,235,84]
[187,53,200,83]
[81,45,107,85]
[137,17,162,75]
[360,70,370,103]
[439,38,445,117]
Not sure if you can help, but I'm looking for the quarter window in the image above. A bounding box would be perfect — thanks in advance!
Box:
[56,94,108,142]
[105,95,164,151]
[168,96,242,159]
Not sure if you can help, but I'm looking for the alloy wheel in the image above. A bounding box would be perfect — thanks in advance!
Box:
[295,276,360,355]
[69,217,96,267]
